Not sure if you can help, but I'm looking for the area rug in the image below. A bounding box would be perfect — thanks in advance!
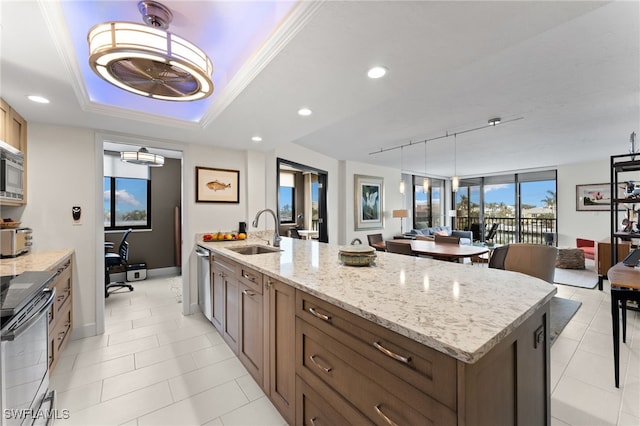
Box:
[550,296,582,345]
[554,259,598,289]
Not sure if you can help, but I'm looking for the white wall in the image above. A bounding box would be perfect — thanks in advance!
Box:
[13,124,98,337]
[342,160,405,244]
[557,159,610,247]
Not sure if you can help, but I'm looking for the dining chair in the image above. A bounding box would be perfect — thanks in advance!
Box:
[434,234,461,244]
[489,243,557,283]
[385,241,414,256]
[367,233,385,251]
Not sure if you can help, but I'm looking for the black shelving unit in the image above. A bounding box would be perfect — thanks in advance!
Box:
[610,153,640,265]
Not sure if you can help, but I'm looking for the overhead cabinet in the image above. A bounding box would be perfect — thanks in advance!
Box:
[0,97,27,206]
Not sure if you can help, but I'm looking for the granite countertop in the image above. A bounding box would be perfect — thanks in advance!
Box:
[197,236,557,364]
[0,249,74,276]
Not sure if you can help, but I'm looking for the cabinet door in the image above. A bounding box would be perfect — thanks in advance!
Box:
[223,275,239,353]
[0,98,9,142]
[267,278,295,424]
[211,264,224,332]
[238,282,263,386]
[9,107,26,151]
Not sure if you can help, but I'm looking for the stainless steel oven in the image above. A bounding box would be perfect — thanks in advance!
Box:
[1,271,57,426]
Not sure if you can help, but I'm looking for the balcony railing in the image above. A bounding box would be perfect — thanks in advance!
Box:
[456,217,557,245]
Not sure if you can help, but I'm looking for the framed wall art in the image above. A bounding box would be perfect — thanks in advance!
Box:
[576,183,621,211]
[354,174,384,230]
[196,166,239,203]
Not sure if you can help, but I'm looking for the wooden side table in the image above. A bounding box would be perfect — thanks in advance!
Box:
[607,262,640,388]
[597,239,631,290]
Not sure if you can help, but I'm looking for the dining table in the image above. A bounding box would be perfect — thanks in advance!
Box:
[371,239,490,261]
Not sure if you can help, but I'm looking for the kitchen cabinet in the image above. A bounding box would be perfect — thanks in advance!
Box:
[265,277,295,425]
[211,255,233,333]
[295,290,550,425]
[212,256,239,352]
[238,280,263,386]
[47,254,73,372]
[0,97,27,206]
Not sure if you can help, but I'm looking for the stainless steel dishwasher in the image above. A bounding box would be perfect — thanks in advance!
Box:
[195,245,213,323]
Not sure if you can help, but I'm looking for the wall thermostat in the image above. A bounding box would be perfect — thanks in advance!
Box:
[72,206,81,221]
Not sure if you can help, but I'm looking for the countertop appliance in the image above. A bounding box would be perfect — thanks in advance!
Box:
[1,227,32,258]
[0,140,24,202]
[1,271,57,426]
[195,245,213,324]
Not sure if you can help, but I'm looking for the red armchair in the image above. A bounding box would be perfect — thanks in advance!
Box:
[576,238,595,260]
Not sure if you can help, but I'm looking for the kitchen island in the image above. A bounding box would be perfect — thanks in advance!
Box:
[197,236,556,425]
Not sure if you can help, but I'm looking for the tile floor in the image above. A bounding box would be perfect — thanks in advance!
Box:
[51,275,640,425]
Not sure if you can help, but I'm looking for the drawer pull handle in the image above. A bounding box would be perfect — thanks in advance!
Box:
[374,404,400,426]
[309,355,332,373]
[308,307,331,322]
[242,273,256,282]
[373,341,411,365]
[309,417,317,426]
[242,289,256,297]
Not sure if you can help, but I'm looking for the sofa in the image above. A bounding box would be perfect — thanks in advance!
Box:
[407,225,473,245]
[576,238,595,260]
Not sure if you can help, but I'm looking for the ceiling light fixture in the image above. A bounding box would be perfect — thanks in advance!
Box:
[88,1,213,102]
[367,66,387,79]
[121,146,164,166]
[452,134,459,192]
[27,95,50,104]
[251,136,263,142]
[423,141,429,193]
[488,117,501,126]
[297,107,312,116]
[399,146,405,194]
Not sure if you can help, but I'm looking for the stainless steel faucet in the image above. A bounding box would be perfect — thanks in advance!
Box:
[252,209,281,247]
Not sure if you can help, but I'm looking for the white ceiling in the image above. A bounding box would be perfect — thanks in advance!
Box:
[1,1,638,178]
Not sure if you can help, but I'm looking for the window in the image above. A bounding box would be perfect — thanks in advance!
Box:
[279,171,296,223]
[413,177,444,227]
[104,177,151,230]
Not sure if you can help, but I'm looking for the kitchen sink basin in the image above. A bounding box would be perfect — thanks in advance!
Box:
[227,245,282,255]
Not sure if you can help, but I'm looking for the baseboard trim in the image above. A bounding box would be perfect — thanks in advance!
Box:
[70,322,97,340]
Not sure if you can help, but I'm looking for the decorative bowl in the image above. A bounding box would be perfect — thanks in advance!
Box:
[338,244,376,267]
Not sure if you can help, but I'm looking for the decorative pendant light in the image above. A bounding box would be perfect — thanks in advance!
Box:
[88,1,213,101]
[423,141,429,193]
[399,146,405,194]
[121,147,164,166]
[452,134,459,192]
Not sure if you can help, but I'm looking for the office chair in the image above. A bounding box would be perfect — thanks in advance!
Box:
[289,228,302,239]
[105,228,134,297]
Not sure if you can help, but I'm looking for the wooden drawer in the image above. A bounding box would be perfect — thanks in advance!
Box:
[53,266,72,316]
[49,302,72,371]
[296,375,371,426]
[297,318,457,425]
[213,256,237,276]
[296,291,457,410]
[237,265,263,294]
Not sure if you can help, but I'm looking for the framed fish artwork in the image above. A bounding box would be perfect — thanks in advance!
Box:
[196,166,240,203]
[354,174,384,230]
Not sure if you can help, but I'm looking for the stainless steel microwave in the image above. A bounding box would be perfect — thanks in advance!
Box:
[0,140,24,202]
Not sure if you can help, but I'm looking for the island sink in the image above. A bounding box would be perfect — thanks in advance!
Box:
[227,245,282,255]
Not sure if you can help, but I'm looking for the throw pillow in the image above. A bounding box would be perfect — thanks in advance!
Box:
[434,230,448,236]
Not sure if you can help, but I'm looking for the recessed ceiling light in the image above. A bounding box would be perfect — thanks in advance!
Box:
[251,136,262,142]
[297,107,312,116]
[28,95,50,104]
[367,66,387,79]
